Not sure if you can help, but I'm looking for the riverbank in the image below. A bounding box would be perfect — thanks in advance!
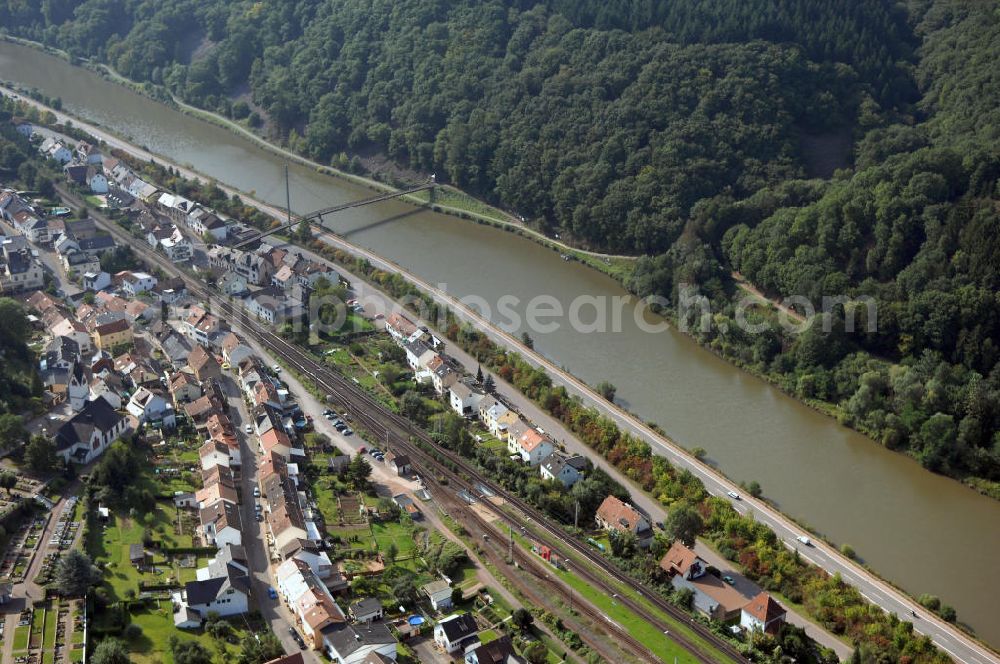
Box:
[0,35,637,284]
[4,42,999,650]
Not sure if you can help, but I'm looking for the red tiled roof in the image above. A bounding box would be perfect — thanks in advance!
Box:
[743,591,785,625]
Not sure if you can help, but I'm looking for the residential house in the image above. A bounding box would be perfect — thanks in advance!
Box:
[174,563,250,626]
[260,428,293,459]
[434,613,479,655]
[88,375,124,410]
[199,440,233,471]
[183,306,223,346]
[464,636,526,664]
[169,371,202,404]
[0,241,44,293]
[385,313,419,343]
[349,598,383,624]
[428,357,459,395]
[478,397,509,436]
[292,542,335,581]
[449,380,485,417]
[158,226,193,262]
[540,454,587,488]
[94,318,132,351]
[295,580,346,649]
[54,397,128,464]
[187,208,228,241]
[87,167,109,194]
[507,427,554,466]
[221,332,253,367]
[659,542,744,622]
[75,142,103,165]
[118,271,158,297]
[422,580,453,612]
[187,344,222,382]
[595,496,653,548]
[43,335,81,370]
[49,318,93,354]
[200,499,243,548]
[195,479,240,509]
[82,271,112,291]
[62,251,101,276]
[740,592,786,635]
[322,622,397,664]
[403,339,436,373]
[246,288,302,324]
[40,138,73,164]
[208,245,271,285]
[127,177,159,203]
[126,386,176,429]
[202,459,236,484]
[218,271,248,296]
[77,235,116,257]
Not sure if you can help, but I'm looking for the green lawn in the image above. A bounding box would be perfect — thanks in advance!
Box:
[372,521,418,558]
[124,601,249,664]
[14,625,30,650]
[91,502,190,601]
[42,603,58,649]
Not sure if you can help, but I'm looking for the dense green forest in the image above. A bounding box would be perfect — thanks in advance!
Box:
[1,0,997,493]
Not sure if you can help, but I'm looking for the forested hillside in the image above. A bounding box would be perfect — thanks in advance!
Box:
[2,0,997,492]
[3,0,904,253]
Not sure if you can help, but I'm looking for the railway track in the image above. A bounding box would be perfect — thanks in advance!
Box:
[77,193,744,663]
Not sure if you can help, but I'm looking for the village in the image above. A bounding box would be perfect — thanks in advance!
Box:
[0,117,796,664]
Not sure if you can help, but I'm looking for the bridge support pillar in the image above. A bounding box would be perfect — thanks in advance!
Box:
[428,185,436,205]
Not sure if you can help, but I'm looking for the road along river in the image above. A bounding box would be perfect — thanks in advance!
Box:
[2,40,999,649]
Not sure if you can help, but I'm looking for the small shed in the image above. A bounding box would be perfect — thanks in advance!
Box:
[129,544,151,571]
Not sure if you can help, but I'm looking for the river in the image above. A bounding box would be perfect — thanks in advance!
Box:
[2,41,998,646]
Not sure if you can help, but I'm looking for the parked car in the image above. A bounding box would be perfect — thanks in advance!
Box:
[244,424,253,434]
[253,486,261,498]
[267,586,278,599]
[358,446,367,454]
[272,364,281,373]
[723,575,735,585]
[343,428,353,436]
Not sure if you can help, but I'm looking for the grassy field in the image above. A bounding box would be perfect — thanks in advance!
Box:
[13,624,30,650]
[125,600,252,664]
[372,520,419,559]
[89,501,193,601]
